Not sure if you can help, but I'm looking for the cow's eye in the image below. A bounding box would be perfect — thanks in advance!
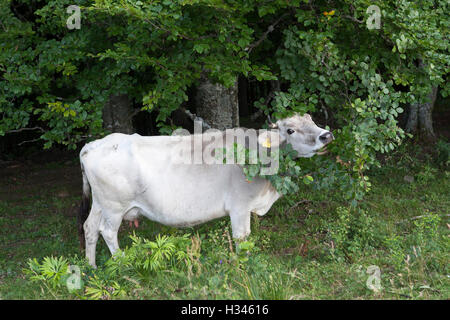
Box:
[287,129,295,135]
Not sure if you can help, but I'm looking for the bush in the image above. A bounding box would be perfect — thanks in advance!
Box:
[436,139,450,168]
[326,207,377,261]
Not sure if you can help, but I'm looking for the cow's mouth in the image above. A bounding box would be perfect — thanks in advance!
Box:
[315,146,329,155]
[315,134,334,155]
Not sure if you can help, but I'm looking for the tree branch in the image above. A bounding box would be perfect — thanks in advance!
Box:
[18,137,42,146]
[6,127,45,134]
[344,15,364,24]
[246,13,289,54]
[181,108,212,130]
[127,108,142,122]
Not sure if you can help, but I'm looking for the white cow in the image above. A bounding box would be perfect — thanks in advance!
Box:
[78,113,333,267]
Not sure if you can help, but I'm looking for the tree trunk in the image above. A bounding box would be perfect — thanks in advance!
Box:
[102,94,135,134]
[418,86,438,141]
[406,86,438,142]
[238,76,249,117]
[406,59,438,142]
[405,101,419,133]
[195,76,239,130]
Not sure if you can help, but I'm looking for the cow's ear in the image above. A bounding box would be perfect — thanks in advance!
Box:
[258,130,285,149]
[303,113,312,120]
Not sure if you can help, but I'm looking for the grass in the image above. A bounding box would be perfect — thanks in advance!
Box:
[0,142,448,299]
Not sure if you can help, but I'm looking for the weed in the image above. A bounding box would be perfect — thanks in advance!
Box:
[416,165,438,184]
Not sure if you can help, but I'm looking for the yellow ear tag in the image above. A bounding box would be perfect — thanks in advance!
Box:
[262,137,271,148]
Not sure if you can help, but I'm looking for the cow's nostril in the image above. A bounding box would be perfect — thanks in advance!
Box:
[319,132,333,143]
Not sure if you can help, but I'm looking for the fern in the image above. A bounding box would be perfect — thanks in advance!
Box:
[25,256,69,288]
[85,275,126,300]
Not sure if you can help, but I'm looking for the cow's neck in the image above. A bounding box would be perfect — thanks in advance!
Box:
[251,178,281,216]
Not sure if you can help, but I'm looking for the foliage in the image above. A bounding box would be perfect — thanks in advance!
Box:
[0,0,269,148]
[415,164,438,184]
[25,256,69,288]
[104,232,194,279]
[23,233,198,299]
[225,141,312,196]
[83,274,126,300]
[265,0,444,202]
[436,139,450,168]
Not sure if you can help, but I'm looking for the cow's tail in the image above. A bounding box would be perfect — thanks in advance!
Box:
[78,164,91,251]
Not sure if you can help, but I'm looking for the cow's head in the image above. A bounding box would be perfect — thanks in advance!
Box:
[258,113,333,158]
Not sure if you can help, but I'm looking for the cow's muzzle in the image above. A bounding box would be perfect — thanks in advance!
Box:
[316,131,334,155]
[319,131,334,145]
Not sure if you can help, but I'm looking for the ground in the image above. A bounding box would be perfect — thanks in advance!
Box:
[0,142,448,299]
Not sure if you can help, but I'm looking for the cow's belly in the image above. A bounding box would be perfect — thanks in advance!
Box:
[129,163,233,227]
[131,204,227,228]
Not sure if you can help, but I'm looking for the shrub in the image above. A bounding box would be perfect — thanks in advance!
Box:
[436,139,450,168]
[327,207,376,261]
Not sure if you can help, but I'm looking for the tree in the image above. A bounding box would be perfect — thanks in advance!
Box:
[102,94,134,134]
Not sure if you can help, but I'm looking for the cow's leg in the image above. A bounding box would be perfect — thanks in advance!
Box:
[84,205,102,268]
[99,212,123,257]
[229,210,251,240]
